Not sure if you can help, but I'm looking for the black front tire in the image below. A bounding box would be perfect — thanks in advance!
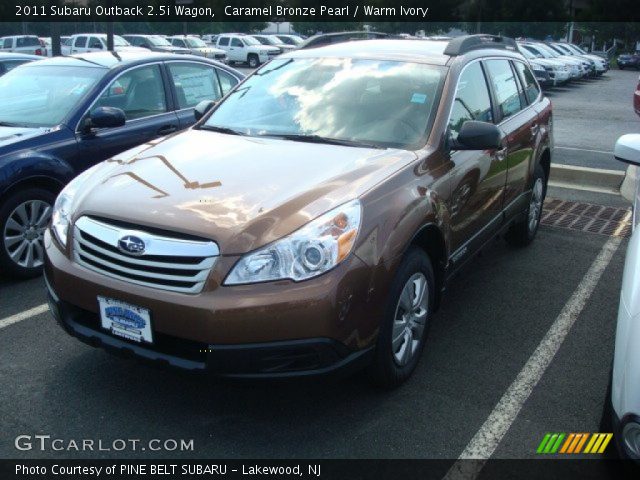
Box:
[505,163,547,247]
[247,54,259,68]
[368,247,434,389]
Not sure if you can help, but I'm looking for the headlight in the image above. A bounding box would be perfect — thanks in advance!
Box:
[51,164,101,247]
[225,200,361,285]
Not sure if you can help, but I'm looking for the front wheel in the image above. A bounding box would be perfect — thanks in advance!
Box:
[247,54,260,68]
[368,247,434,388]
[505,163,547,247]
[0,188,55,279]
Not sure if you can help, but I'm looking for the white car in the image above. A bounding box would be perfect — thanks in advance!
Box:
[251,34,297,54]
[0,35,45,56]
[610,133,640,460]
[216,33,279,68]
[63,34,146,55]
[167,35,227,62]
[518,45,571,85]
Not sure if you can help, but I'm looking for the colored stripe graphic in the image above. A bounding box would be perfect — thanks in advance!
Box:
[537,433,612,454]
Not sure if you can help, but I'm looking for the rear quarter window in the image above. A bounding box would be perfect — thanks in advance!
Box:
[513,61,540,105]
[484,59,523,120]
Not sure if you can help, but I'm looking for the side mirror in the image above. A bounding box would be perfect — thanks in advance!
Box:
[452,121,503,150]
[87,106,126,130]
[615,134,640,166]
[194,100,217,121]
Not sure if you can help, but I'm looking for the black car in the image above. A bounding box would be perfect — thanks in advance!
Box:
[0,51,243,278]
[0,52,40,76]
[618,52,640,70]
[122,35,191,55]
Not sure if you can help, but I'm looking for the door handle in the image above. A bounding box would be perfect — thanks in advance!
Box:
[494,147,508,162]
[157,125,177,135]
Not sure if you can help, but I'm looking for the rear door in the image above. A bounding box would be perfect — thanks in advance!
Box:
[447,60,507,257]
[75,63,180,163]
[166,61,241,128]
[484,59,539,216]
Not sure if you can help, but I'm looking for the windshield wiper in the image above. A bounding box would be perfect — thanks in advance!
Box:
[199,125,246,136]
[263,134,385,149]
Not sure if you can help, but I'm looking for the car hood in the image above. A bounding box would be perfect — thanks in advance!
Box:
[194,47,225,54]
[72,129,417,255]
[0,125,50,149]
[157,46,190,54]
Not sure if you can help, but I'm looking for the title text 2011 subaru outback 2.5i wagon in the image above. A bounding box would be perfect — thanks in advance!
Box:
[45,35,552,387]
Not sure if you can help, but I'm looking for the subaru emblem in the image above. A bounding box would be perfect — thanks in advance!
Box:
[118,235,145,256]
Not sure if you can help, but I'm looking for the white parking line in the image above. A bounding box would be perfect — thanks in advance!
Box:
[443,235,621,480]
[0,303,49,330]
[555,146,613,155]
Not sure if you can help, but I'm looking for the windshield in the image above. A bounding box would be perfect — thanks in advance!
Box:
[203,58,444,149]
[536,44,561,58]
[113,35,130,47]
[149,36,172,47]
[243,36,261,46]
[278,36,302,45]
[253,36,271,45]
[518,47,536,60]
[0,65,104,127]
[186,37,207,48]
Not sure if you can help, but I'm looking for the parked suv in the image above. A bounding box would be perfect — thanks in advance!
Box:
[215,33,279,67]
[63,34,145,55]
[45,35,552,387]
[0,35,45,56]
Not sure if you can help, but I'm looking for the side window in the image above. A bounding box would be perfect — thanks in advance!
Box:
[231,38,243,47]
[168,62,222,109]
[95,64,167,121]
[216,69,239,95]
[74,36,87,48]
[173,39,185,47]
[484,59,523,120]
[513,61,540,105]
[88,37,103,49]
[218,37,229,47]
[448,62,493,140]
[2,38,12,49]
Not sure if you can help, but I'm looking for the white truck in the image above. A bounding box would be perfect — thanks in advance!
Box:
[215,33,279,68]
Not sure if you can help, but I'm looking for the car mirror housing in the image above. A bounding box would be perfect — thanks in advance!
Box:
[452,121,503,150]
[194,100,218,121]
[615,134,640,166]
[88,106,126,130]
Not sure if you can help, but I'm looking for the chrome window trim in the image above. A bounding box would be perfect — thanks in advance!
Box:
[74,61,169,133]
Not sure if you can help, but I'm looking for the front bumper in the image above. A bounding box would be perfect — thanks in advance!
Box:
[47,280,372,378]
[44,230,378,378]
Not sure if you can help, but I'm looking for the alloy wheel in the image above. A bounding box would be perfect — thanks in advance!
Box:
[3,199,52,269]
[528,177,544,233]
[392,272,429,366]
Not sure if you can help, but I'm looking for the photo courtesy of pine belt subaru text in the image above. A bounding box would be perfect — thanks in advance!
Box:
[0,51,243,278]
[44,35,553,387]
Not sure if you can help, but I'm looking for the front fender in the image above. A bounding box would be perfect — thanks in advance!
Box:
[0,151,74,197]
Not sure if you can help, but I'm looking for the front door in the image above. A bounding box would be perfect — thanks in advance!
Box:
[447,61,507,258]
[75,63,179,166]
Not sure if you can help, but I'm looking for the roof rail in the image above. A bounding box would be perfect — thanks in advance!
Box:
[444,34,517,56]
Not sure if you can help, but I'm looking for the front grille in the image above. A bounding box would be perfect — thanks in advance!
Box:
[73,216,218,294]
[214,53,225,60]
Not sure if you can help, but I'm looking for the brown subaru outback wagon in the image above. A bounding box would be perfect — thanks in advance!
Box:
[45,35,552,387]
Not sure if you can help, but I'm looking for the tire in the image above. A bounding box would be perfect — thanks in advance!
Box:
[505,163,547,247]
[0,187,55,279]
[368,247,434,388]
[247,54,259,68]
[619,65,624,70]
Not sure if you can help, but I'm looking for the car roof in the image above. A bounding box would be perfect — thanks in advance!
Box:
[16,51,206,69]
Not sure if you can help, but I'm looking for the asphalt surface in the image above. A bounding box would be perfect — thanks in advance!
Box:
[546,68,640,171]
[0,63,635,468]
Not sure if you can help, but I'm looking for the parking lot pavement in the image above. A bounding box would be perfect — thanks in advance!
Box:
[0,188,628,461]
[549,69,640,171]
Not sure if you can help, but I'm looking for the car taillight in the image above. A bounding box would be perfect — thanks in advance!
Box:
[35,48,43,56]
